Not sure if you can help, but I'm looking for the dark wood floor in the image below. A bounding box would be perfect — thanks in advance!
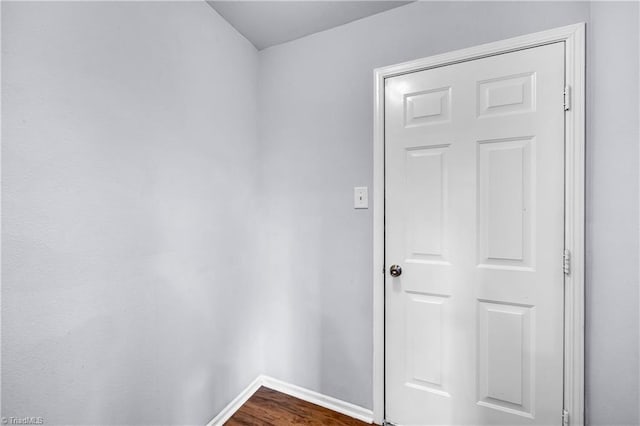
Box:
[226,387,371,425]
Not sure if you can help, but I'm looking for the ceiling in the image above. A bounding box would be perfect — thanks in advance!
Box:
[206,1,413,50]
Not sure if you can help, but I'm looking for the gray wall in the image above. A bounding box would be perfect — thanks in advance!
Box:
[2,2,263,424]
[258,1,640,424]
[587,3,640,425]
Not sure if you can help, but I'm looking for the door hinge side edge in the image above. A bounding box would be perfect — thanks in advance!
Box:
[564,85,571,111]
[563,249,571,275]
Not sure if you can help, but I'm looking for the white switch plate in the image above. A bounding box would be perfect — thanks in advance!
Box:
[354,187,368,209]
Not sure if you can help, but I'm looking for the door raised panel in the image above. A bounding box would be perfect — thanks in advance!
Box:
[477,137,534,270]
[477,300,534,417]
[405,292,450,396]
[405,87,452,127]
[477,73,536,117]
[405,146,449,264]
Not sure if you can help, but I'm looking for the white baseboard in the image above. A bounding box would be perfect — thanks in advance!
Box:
[206,374,374,425]
[206,375,263,426]
[260,375,374,423]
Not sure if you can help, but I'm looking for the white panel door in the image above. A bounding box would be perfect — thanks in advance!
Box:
[385,42,565,425]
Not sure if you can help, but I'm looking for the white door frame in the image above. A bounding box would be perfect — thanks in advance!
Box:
[372,23,586,425]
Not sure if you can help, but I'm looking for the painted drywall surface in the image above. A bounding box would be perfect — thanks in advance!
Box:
[206,1,412,50]
[2,2,262,424]
[259,1,639,421]
[587,3,640,425]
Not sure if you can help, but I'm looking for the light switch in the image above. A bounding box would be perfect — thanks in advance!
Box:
[354,187,368,209]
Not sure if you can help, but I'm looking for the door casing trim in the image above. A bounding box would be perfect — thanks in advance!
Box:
[372,23,586,425]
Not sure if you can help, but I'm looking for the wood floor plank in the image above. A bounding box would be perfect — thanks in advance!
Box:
[225,387,371,425]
